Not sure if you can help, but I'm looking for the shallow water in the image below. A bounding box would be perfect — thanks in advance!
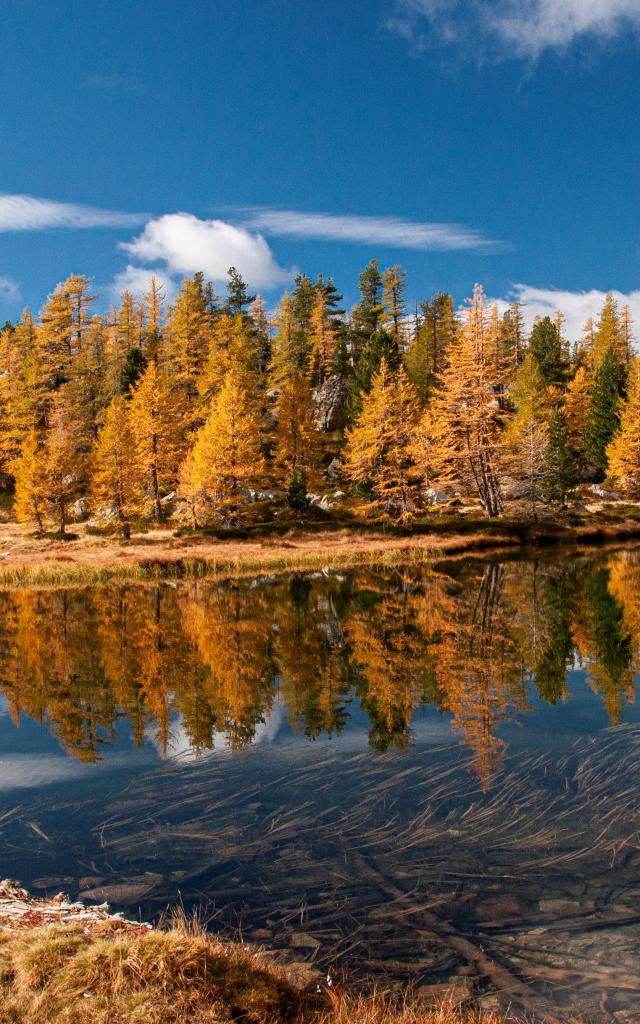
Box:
[1,547,640,1018]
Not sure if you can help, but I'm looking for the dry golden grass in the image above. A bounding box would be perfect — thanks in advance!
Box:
[0,917,305,1024]
[0,915,583,1024]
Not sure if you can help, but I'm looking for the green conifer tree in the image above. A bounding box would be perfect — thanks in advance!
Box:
[585,350,627,479]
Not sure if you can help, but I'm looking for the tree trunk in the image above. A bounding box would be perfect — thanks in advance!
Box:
[151,434,162,522]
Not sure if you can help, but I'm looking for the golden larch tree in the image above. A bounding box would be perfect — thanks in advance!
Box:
[428,284,504,516]
[507,354,551,519]
[344,360,419,520]
[273,372,322,491]
[607,357,640,491]
[13,429,46,533]
[128,362,178,520]
[178,367,264,527]
[42,394,83,534]
[91,395,138,537]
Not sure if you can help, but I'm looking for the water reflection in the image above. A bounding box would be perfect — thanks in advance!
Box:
[0,549,637,782]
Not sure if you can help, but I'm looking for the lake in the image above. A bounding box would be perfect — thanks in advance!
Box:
[0,545,639,1019]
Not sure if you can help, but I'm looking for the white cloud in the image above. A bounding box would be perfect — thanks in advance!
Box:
[389,0,640,58]
[111,264,176,302]
[243,208,500,251]
[489,0,640,57]
[121,213,293,289]
[491,283,640,342]
[0,275,21,304]
[0,194,146,232]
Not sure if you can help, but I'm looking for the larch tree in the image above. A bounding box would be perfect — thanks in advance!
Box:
[273,372,322,497]
[128,362,178,521]
[167,273,213,428]
[38,275,95,391]
[344,360,419,521]
[178,368,264,527]
[143,277,166,365]
[308,287,338,386]
[607,359,640,492]
[564,365,592,459]
[380,265,407,348]
[269,292,307,389]
[248,294,272,377]
[91,395,138,538]
[410,405,436,493]
[498,301,526,374]
[13,429,46,533]
[0,312,44,471]
[199,312,256,400]
[42,395,83,534]
[507,354,550,519]
[405,292,456,404]
[619,305,634,367]
[592,293,624,369]
[429,285,504,517]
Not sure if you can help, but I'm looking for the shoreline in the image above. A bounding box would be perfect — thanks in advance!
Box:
[0,881,567,1023]
[0,506,639,589]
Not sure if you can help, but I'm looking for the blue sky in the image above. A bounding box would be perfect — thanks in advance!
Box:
[1,0,640,340]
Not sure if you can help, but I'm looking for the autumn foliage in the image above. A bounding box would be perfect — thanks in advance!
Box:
[0,266,636,533]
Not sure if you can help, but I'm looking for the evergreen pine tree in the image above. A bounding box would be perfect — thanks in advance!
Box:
[585,350,627,479]
[120,346,148,395]
[543,406,575,505]
[226,267,255,317]
[528,316,567,386]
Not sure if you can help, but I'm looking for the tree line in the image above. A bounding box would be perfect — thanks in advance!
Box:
[1,263,638,533]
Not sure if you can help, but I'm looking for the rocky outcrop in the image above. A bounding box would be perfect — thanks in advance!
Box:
[0,878,150,936]
[313,375,347,432]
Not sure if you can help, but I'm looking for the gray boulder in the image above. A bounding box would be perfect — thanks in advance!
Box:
[423,487,450,506]
[69,497,90,523]
[313,374,347,432]
[588,484,622,500]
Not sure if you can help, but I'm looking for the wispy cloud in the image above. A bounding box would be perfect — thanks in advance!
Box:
[0,276,21,304]
[241,208,501,252]
[0,194,146,232]
[111,264,176,302]
[389,0,640,59]
[121,213,293,289]
[492,283,640,342]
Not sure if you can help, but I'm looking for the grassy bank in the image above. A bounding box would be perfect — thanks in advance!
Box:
[0,914,566,1024]
[0,503,639,590]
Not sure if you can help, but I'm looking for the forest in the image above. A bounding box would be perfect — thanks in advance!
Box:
[0,262,638,535]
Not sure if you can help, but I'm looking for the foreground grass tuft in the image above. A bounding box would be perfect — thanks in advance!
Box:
[0,918,305,1023]
[0,915,583,1024]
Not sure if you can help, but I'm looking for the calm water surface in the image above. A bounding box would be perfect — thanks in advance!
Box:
[1,547,640,1019]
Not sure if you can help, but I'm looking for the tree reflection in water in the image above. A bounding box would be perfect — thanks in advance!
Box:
[0,549,637,783]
